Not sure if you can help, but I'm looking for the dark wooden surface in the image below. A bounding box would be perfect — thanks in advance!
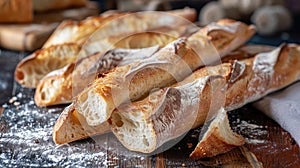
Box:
[0,49,26,105]
[1,86,299,167]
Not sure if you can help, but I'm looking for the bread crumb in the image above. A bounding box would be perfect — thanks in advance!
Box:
[9,97,17,104]
[14,102,20,106]
[187,143,193,148]
[34,139,40,144]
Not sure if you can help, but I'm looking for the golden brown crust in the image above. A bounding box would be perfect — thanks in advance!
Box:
[34,52,103,107]
[14,43,81,88]
[197,19,256,57]
[34,63,75,107]
[225,44,300,110]
[110,31,177,49]
[43,13,125,48]
[221,45,275,62]
[53,103,110,144]
[189,108,246,159]
[81,13,197,57]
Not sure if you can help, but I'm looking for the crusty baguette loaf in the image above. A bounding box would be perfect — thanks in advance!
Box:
[109,44,300,154]
[189,108,245,158]
[33,0,87,12]
[221,44,275,62]
[35,46,160,106]
[34,63,77,107]
[53,103,110,144]
[80,9,197,57]
[191,19,256,57]
[52,45,267,144]
[43,8,196,48]
[109,30,182,49]
[43,13,125,48]
[75,19,255,126]
[0,0,32,23]
[79,27,184,59]
[15,43,81,88]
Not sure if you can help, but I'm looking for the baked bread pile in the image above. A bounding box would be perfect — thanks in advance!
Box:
[15,8,300,163]
[15,8,196,88]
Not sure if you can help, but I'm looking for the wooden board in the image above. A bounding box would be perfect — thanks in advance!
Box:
[0,2,99,51]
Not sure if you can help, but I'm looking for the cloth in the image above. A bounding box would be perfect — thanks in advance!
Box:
[253,82,300,145]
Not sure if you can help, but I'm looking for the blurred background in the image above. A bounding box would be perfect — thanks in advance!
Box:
[1,0,300,104]
[94,0,300,39]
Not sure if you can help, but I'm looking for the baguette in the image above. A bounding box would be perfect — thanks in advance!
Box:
[189,108,245,158]
[43,8,196,48]
[15,43,81,88]
[80,9,197,57]
[79,27,183,59]
[43,13,125,48]
[75,19,255,126]
[53,103,110,144]
[109,44,300,154]
[52,45,266,144]
[35,45,160,106]
[36,63,76,106]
